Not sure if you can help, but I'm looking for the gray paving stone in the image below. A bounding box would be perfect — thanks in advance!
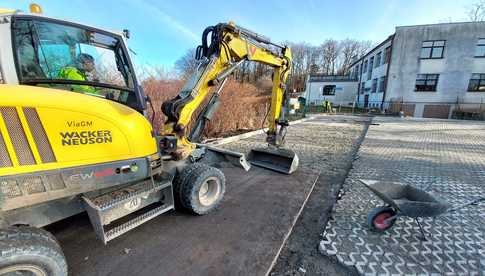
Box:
[321,117,485,275]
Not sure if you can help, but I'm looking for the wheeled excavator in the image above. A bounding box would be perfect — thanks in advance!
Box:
[0,4,298,275]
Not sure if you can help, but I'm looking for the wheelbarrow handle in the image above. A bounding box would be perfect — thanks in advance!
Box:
[448,197,485,213]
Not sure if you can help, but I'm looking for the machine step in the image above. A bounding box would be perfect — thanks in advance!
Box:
[82,174,174,244]
[105,204,174,242]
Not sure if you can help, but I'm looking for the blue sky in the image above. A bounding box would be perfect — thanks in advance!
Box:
[4,0,478,68]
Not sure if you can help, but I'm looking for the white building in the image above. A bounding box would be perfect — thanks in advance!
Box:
[303,75,358,107]
[350,36,393,110]
[350,21,485,119]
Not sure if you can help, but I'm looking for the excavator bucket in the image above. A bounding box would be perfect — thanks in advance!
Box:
[248,147,299,174]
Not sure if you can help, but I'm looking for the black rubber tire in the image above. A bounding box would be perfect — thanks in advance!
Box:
[179,163,226,215]
[173,163,207,208]
[367,206,397,232]
[0,226,67,276]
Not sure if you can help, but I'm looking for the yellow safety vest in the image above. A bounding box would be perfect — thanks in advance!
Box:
[58,67,98,95]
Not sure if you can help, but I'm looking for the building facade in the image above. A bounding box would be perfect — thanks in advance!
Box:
[350,36,393,109]
[303,75,358,107]
[349,21,485,118]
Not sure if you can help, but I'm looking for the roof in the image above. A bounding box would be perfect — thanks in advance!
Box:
[349,35,394,68]
[396,20,485,29]
[350,21,485,69]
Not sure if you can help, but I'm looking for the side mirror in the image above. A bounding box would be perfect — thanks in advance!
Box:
[123,29,131,39]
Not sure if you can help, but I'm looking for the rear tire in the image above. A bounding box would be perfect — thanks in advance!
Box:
[178,163,226,215]
[367,206,397,232]
[0,226,67,276]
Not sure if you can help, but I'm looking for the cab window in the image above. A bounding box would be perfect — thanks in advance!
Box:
[12,17,138,108]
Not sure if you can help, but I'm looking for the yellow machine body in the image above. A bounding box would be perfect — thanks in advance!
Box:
[0,84,158,177]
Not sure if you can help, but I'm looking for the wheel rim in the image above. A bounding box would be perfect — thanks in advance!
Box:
[0,264,47,276]
[198,176,221,207]
[373,212,393,230]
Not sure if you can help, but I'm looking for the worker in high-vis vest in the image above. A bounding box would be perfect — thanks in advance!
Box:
[58,53,98,94]
[326,100,333,113]
[323,99,332,113]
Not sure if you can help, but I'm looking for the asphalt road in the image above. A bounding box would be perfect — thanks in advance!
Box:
[48,166,318,276]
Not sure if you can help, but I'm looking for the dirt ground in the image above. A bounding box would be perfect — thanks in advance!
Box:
[269,116,369,276]
[218,115,370,275]
[43,115,369,275]
[48,166,317,276]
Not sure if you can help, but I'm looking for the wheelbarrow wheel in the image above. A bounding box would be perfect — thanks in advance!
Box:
[368,206,397,232]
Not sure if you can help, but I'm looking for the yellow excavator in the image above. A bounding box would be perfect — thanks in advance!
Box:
[0,4,298,275]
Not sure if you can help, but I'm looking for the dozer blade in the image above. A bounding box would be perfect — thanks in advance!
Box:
[248,147,299,174]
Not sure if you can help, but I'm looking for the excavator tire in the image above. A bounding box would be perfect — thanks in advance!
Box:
[173,162,207,208]
[0,226,67,276]
[179,163,226,215]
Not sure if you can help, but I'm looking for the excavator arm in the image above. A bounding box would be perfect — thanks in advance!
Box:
[160,22,298,174]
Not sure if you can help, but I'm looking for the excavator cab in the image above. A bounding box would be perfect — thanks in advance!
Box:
[11,15,146,112]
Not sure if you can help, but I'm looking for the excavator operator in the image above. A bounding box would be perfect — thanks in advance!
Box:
[58,53,99,95]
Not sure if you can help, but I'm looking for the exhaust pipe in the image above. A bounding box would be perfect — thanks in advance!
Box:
[248,147,299,175]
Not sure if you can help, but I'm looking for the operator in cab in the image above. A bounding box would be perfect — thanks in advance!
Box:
[58,53,99,95]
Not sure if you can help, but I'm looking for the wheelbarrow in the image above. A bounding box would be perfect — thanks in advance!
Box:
[359,179,485,240]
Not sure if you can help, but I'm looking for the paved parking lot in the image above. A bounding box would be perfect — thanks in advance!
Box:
[320,117,485,275]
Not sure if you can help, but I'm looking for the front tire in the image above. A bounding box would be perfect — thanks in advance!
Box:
[178,163,226,215]
[0,226,67,276]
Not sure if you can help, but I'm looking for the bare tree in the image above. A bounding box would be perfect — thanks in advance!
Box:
[321,39,340,75]
[466,0,485,21]
[172,39,374,93]
[358,41,373,58]
[337,39,360,75]
[174,48,198,79]
[286,42,308,91]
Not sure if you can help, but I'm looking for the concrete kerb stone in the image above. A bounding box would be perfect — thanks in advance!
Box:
[206,116,315,146]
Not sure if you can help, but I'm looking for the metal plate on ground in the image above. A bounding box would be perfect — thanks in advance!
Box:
[319,118,485,275]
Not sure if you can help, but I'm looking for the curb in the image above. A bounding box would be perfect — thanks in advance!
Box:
[207,116,315,146]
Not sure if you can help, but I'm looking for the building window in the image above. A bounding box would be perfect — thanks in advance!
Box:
[352,66,359,79]
[415,74,439,91]
[363,60,368,72]
[475,39,485,57]
[420,40,445,59]
[360,82,365,94]
[322,85,336,95]
[383,46,391,64]
[378,76,386,93]
[468,73,485,92]
[371,78,377,93]
[367,57,374,80]
[375,52,381,68]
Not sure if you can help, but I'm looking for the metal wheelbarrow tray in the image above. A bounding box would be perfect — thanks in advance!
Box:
[357,179,485,240]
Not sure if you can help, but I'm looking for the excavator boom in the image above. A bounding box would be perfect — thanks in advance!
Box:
[160,22,298,174]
